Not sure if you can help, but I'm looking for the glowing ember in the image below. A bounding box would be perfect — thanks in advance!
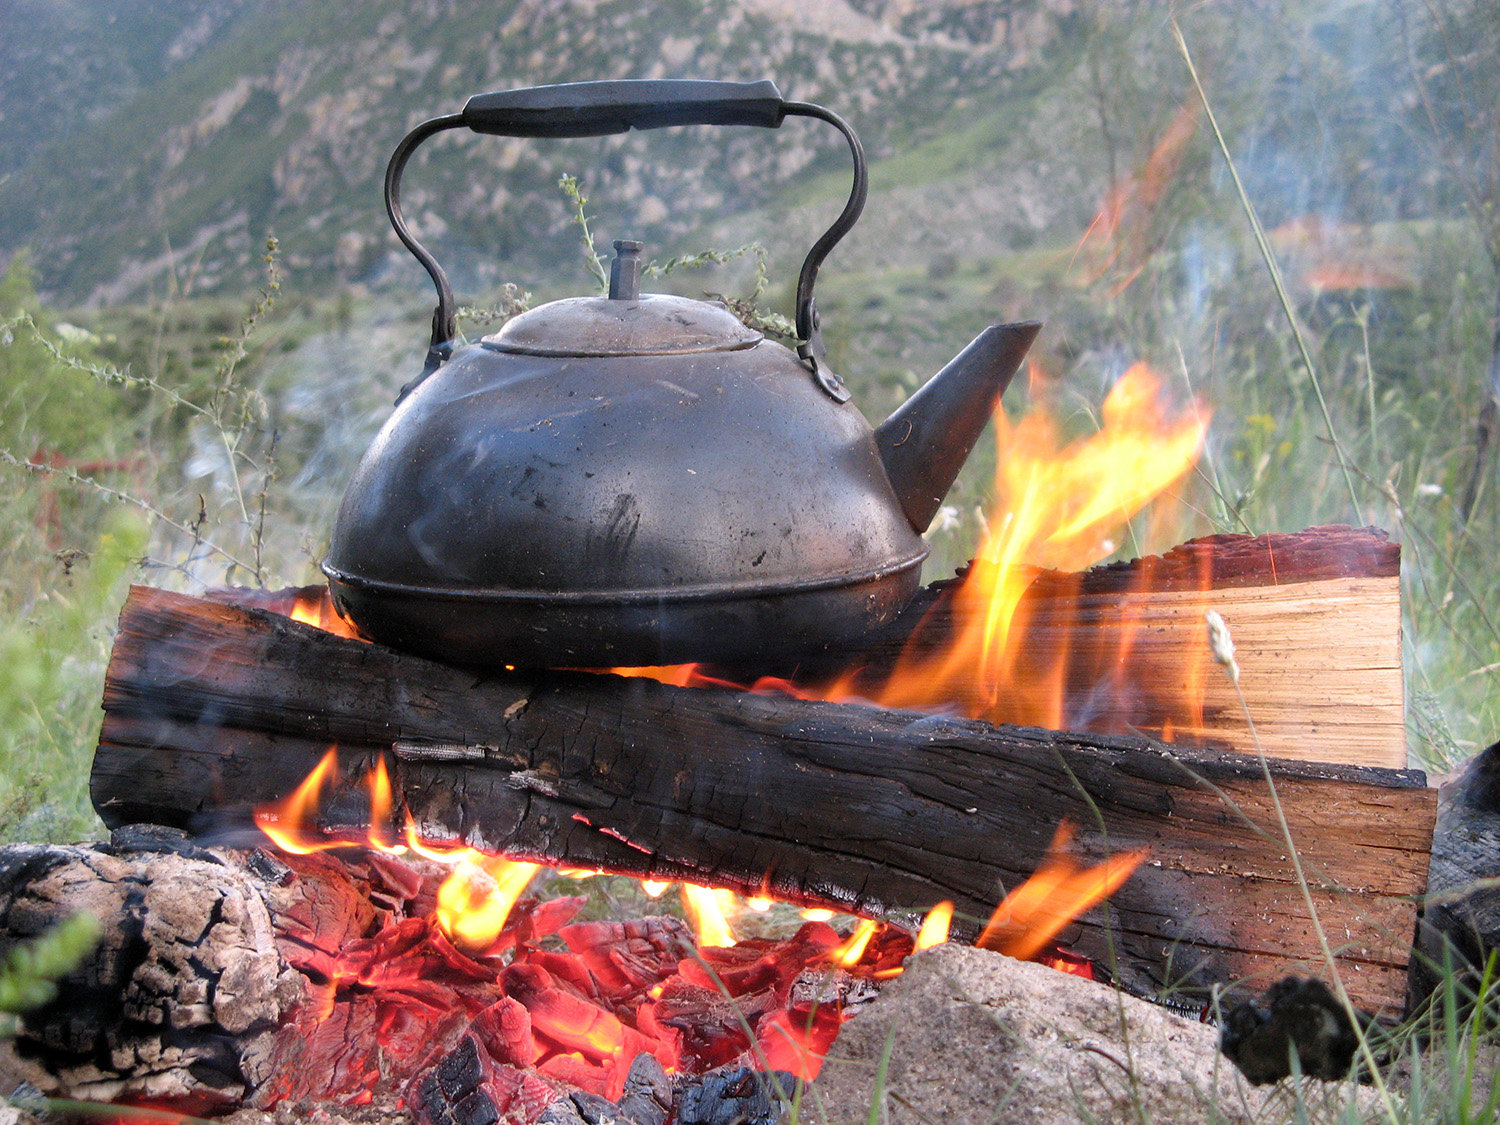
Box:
[976,819,1147,963]
[249,748,1148,1109]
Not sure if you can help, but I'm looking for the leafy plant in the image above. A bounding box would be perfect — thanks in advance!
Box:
[0,911,103,1029]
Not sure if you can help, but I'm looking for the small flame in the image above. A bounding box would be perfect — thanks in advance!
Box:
[286,587,365,640]
[976,820,1146,963]
[831,918,881,968]
[914,901,953,951]
[1076,101,1201,293]
[367,754,396,852]
[680,884,738,948]
[434,854,542,952]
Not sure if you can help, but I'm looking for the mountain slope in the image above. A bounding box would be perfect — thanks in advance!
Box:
[0,0,1085,306]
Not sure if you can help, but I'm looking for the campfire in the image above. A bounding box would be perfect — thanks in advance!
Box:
[21,352,1425,1122]
[0,79,1440,1121]
[237,743,1141,1115]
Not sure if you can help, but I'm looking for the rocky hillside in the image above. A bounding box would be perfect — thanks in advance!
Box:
[0,0,1439,315]
[0,0,1098,308]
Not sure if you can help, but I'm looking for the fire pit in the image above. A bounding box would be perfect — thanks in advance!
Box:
[0,519,1436,1122]
[0,76,1446,1125]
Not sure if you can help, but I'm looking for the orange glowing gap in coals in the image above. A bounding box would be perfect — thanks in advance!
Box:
[253,754,1137,970]
[976,819,1147,963]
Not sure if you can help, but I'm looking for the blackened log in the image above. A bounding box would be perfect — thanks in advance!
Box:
[1411,740,1500,1006]
[93,586,1433,1017]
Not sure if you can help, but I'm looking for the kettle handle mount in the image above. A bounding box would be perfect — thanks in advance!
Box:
[384,79,867,378]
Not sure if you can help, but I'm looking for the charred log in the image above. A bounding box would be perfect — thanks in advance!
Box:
[93,583,1434,1016]
[1411,739,1500,1007]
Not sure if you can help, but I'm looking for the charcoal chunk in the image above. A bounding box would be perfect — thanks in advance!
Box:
[436,1035,486,1101]
[1220,976,1375,1084]
[618,1052,671,1125]
[569,1090,624,1123]
[535,1098,588,1125]
[105,823,225,863]
[675,1065,797,1125]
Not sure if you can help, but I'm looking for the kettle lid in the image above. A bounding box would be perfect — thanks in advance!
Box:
[482,292,763,358]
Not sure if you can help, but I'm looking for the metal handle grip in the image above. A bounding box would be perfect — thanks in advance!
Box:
[462,79,786,137]
[384,79,866,369]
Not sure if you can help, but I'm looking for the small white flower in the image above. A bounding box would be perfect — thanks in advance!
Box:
[1417,483,1444,497]
[925,505,961,536]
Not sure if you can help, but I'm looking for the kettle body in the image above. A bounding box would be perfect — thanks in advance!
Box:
[324,80,1037,669]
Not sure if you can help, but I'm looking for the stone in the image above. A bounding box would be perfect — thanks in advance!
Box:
[812,943,1384,1124]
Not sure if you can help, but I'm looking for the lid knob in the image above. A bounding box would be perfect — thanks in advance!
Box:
[609,239,643,301]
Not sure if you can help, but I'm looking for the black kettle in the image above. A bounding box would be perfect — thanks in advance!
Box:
[324,79,1038,669]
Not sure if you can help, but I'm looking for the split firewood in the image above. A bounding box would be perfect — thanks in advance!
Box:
[829,524,1405,769]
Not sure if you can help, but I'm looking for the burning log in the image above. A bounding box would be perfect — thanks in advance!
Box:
[93,557,1434,1017]
[829,524,1405,769]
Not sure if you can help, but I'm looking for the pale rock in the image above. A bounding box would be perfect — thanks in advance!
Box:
[813,943,1388,1125]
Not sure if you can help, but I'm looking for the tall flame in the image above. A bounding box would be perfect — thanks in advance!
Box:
[253,747,344,854]
[836,362,1206,727]
[680,884,738,948]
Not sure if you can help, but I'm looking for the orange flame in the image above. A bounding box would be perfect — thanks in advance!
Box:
[680,884,738,948]
[434,854,542,952]
[976,820,1146,963]
[831,918,881,968]
[286,587,365,640]
[914,901,953,952]
[253,747,343,854]
[834,362,1206,726]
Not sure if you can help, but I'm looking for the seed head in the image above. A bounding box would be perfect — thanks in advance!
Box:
[1205,609,1240,685]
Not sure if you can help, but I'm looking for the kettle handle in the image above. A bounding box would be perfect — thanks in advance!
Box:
[384,79,866,365]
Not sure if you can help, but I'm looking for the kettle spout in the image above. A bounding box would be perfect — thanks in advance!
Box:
[875,321,1040,534]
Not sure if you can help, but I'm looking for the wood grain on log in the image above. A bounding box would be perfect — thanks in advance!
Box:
[93,585,1434,1016]
[832,525,1405,768]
